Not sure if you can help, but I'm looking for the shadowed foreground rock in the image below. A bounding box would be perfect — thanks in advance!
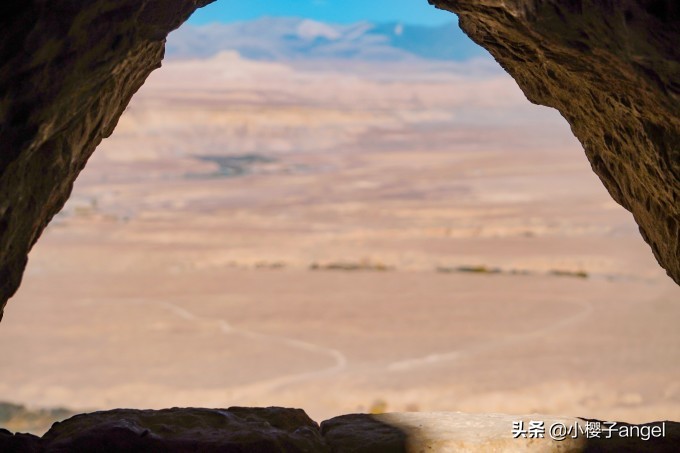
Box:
[1,408,678,452]
[0,407,328,453]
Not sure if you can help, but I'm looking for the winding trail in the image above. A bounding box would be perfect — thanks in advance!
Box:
[386,296,594,372]
[132,293,595,395]
[146,299,348,394]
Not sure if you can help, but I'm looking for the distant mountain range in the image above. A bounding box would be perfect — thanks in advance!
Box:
[166,17,489,62]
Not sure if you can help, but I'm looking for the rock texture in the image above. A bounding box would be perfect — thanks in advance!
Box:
[1,409,679,452]
[0,0,216,320]
[1,407,328,453]
[321,414,408,453]
[431,0,680,284]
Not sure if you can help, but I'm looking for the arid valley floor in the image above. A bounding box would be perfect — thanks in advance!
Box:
[1,52,678,434]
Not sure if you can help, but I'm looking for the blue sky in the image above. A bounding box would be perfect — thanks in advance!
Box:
[189,0,456,26]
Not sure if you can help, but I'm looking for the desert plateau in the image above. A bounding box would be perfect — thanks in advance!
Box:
[0,39,678,435]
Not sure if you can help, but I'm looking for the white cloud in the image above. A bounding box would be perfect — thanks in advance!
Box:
[297,19,341,40]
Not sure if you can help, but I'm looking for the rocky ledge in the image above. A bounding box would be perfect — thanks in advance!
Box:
[0,407,678,452]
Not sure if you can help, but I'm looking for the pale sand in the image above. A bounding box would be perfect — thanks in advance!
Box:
[0,54,677,427]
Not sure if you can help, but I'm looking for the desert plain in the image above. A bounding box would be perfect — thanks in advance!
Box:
[0,51,678,433]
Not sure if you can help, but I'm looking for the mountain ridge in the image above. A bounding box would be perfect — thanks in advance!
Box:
[166,17,489,62]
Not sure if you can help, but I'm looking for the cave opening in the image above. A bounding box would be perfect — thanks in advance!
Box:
[0,0,679,437]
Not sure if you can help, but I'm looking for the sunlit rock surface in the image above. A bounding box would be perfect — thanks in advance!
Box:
[431,0,680,284]
[1,408,678,452]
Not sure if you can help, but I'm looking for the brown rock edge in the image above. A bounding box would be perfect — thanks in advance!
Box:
[0,1,216,320]
[0,407,678,452]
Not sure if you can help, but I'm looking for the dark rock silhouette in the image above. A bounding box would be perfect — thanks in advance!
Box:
[321,414,408,453]
[2,407,328,452]
[1,409,679,452]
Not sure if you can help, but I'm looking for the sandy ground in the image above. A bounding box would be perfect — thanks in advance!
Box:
[0,53,678,430]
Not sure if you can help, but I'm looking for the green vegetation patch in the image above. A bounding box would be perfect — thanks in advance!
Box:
[310,259,394,272]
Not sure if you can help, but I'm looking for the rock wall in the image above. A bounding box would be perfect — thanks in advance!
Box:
[0,0,678,319]
[0,0,216,320]
[1,408,679,452]
[431,0,679,283]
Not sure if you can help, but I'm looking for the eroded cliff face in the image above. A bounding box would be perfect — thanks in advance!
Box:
[0,0,678,319]
[0,0,216,319]
[431,0,680,283]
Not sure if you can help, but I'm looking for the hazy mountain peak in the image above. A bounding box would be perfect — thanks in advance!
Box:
[166,17,489,62]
